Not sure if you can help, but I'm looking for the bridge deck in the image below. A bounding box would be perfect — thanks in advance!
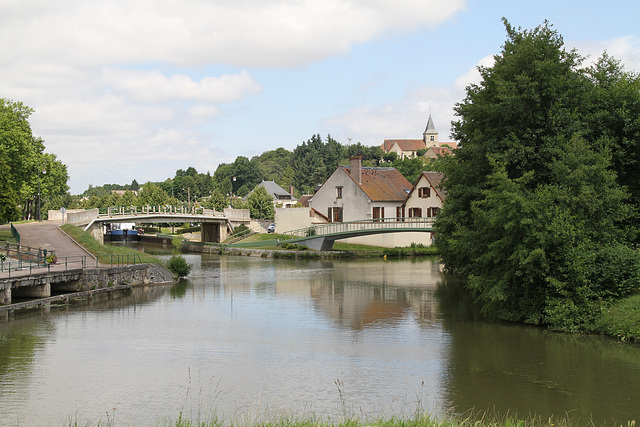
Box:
[280,217,435,250]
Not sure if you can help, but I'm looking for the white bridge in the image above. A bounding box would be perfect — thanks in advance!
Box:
[65,206,247,244]
[279,217,436,250]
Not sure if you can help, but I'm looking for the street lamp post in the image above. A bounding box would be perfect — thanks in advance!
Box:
[37,160,46,222]
[229,176,236,208]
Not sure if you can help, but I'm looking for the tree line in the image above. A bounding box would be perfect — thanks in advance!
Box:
[435,19,640,332]
[2,104,438,222]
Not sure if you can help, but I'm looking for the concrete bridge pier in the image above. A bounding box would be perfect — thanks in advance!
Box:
[201,223,221,243]
[1,284,10,304]
[301,237,334,251]
[13,282,51,299]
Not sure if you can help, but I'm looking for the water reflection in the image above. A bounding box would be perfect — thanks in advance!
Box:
[1,253,639,425]
[441,316,640,424]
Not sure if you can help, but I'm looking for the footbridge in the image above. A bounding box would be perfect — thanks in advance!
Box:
[66,206,246,244]
[279,217,435,251]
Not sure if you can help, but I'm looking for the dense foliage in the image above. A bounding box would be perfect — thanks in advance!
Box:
[0,99,70,222]
[435,19,640,331]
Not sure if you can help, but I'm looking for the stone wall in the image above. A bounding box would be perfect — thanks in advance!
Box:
[1,263,175,305]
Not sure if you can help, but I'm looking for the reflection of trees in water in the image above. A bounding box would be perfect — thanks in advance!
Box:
[438,289,640,424]
[169,279,189,298]
[435,274,483,322]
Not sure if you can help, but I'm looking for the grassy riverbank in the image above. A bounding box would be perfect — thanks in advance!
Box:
[60,224,163,265]
[593,294,640,342]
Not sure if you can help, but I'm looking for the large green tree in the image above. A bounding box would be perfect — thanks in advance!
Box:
[0,146,19,222]
[435,20,640,330]
[0,99,69,221]
[247,185,275,220]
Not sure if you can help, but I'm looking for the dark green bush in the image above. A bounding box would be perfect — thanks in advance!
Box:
[167,255,192,277]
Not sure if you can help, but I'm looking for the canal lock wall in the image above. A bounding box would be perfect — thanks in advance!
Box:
[0,263,175,309]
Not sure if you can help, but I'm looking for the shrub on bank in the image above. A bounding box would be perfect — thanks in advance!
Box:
[167,255,192,278]
[594,294,640,342]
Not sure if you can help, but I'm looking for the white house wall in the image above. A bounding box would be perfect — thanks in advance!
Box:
[404,175,443,216]
[274,207,313,234]
[310,168,372,222]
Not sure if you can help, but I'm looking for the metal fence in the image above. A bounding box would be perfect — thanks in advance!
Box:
[280,216,436,240]
[98,205,222,217]
[1,241,59,276]
[1,241,143,277]
[10,223,20,244]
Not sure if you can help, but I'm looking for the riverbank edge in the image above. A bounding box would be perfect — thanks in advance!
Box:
[181,240,354,258]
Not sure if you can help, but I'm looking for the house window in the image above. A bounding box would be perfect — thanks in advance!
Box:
[372,207,384,222]
[418,187,431,198]
[328,207,343,222]
[396,206,404,221]
[408,207,422,218]
[430,207,440,217]
[336,186,343,199]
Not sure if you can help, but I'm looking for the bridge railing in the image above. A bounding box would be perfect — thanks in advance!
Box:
[1,241,94,277]
[280,217,436,240]
[95,253,143,267]
[98,206,223,217]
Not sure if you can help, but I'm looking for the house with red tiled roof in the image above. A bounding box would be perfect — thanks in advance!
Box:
[424,146,452,159]
[309,156,411,222]
[401,171,446,219]
[381,113,457,159]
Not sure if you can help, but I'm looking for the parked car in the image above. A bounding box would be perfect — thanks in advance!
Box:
[267,223,276,233]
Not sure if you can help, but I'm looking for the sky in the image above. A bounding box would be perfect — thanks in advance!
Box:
[2,0,639,194]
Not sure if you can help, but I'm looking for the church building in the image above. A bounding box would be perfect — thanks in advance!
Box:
[380,113,457,159]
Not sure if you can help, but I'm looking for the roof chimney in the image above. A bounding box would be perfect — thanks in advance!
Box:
[349,156,362,185]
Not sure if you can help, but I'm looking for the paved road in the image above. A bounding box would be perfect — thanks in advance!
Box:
[11,221,94,258]
[1,221,97,279]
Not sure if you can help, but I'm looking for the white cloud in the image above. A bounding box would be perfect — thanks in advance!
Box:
[1,0,467,68]
[453,55,495,91]
[575,35,640,72]
[0,0,469,193]
[102,69,262,103]
[322,56,491,147]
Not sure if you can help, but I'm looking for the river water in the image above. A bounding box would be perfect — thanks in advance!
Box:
[1,250,640,426]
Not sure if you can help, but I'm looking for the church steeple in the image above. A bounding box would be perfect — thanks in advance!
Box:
[423,112,438,146]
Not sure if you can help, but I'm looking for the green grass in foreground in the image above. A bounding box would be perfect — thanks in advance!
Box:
[66,410,628,427]
[61,224,163,265]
